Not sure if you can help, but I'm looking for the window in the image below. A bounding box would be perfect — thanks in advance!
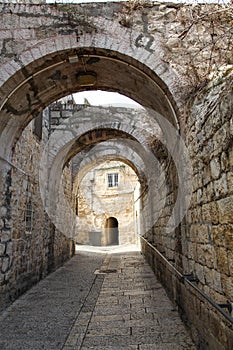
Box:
[25,198,33,233]
[107,173,119,188]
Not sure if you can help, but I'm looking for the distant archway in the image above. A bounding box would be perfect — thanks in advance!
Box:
[104,217,119,246]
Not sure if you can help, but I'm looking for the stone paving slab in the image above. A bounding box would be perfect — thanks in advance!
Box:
[0,252,105,350]
[0,249,197,350]
[77,251,196,350]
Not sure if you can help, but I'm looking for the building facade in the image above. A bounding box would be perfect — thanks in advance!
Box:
[76,160,139,246]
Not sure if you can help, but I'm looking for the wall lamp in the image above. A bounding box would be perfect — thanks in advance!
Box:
[76,71,97,87]
[68,55,79,63]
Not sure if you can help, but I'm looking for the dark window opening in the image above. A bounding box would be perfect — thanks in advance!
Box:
[25,198,33,233]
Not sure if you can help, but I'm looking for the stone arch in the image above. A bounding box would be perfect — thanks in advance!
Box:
[0,2,183,311]
[39,120,157,236]
[39,104,189,240]
[40,106,162,178]
[0,3,183,248]
[0,5,232,347]
[75,153,139,247]
[71,141,145,230]
[0,15,182,161]
[0,21,180,115]
[71,139,147,192]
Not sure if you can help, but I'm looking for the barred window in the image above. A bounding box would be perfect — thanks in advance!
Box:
[107,173,119,188]
[25,199,33,233]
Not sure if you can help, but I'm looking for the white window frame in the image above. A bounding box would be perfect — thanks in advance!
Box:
[107,173,119,188]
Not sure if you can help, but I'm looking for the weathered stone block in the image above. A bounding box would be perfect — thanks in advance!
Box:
[0,231,11,243]
[217,197,233,223]
[196,188,203,204]
[6,242,12,256]
[223,224,233,252]
[214,174,228,198]
[211,224,226,248]
[210,157,221,179]
[190,223,210,244]
[229,147,233,168]
[216,246,230,276]
[202,202,219,224]
[211,269,222,293]
[0,256,10,273]
[220,152,229,171]
[221,275,233,300]
[196,244,207,265]
[0,243,6,256]
[205,244,217,269]
[226,171,233,195]
[194,263,205,285]
[166,36,180,48]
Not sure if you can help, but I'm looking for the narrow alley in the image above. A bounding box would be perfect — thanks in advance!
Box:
[0,247,195,350]
[0,2,232,348]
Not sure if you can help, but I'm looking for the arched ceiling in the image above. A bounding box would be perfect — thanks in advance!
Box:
[1,48,178,123]
[0,48,179,159]
[71,140,149,192]
[66,127,136,164]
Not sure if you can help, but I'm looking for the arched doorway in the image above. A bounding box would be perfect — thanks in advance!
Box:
[104,217,119,246]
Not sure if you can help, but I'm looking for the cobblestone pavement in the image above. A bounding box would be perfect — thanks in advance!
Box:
[0,247,196,350]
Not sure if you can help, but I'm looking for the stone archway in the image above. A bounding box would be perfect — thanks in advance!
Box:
[0,9,182,311]
[0,3,232,348]
[0,6,182,264]
[0,2,182,161]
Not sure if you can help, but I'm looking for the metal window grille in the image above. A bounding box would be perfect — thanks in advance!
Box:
[107,173,119,188]
[25,199,33,233]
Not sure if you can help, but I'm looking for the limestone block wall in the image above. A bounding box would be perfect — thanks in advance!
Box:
[140,140,178,264]
[142,71,233,349]
[141,238,233,350]
[185,72,233,304]
[0,121,74,311]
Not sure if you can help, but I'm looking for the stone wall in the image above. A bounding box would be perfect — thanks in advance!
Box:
[141,238,233,350]
[0,1,232,346]
[185,71,233,304]
[142,71,233,349]
[0,119,75,311]
[141,144,178,264]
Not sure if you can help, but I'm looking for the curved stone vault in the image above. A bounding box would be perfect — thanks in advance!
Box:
[0,2,232,349]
